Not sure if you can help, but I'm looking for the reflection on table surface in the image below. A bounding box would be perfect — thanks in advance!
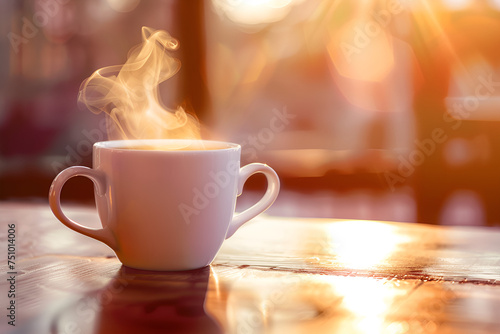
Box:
[0,202,499,334]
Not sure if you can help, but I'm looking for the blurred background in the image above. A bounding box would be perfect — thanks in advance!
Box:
[2,0,500,226]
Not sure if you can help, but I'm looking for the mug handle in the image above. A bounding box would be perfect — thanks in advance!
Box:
[49,166,117,250]
[226,163,280,239]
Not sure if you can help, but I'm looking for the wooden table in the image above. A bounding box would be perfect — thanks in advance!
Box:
[1,201,499,334]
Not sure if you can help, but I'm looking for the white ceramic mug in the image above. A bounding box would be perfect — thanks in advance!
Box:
[49,139,280,271]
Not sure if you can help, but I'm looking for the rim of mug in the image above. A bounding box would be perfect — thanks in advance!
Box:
[93,139,241,152]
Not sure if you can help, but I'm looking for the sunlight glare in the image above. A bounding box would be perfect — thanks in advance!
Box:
[326,220,408,269]
[318,275,406,334]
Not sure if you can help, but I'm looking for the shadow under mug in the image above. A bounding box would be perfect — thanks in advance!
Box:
[49,139,280,271]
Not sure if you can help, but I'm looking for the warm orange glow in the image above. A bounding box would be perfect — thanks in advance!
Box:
[412,0,466,72]
[327,21,394,83]
[78,27,201,141]
[323,0,405,112]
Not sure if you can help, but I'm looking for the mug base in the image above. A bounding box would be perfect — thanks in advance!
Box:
[119,261,212,272]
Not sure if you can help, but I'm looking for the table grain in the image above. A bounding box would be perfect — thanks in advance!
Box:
[0,202,499,334]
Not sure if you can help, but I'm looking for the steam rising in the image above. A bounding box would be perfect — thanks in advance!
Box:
[78,27,201,141]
